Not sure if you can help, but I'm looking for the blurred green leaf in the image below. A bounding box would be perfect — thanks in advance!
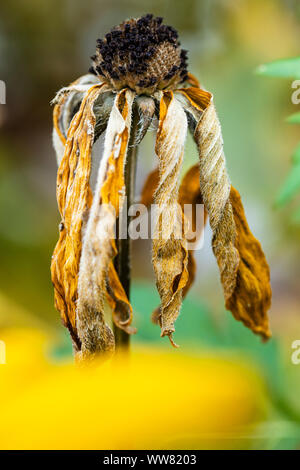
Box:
[276,158,300,207]
[292,205,300,223]
[292,142,300,164]
[257,57,300,215]
[256,57,300,79]
[286,112,300,124]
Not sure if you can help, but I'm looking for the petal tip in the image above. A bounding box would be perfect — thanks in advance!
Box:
[161,329,179,348]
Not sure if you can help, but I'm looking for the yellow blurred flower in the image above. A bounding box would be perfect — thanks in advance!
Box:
[0,328,268,449]
[0,328,52,397]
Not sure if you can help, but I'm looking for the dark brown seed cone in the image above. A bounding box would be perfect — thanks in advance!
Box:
[90,14,188,95]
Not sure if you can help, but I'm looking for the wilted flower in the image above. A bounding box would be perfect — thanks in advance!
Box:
[51,14,271,360]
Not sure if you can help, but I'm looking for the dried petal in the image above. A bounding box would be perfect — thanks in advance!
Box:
[152,92,189,345]
[51,84,104,351]
[134,95,156,145]
[186,73,200,88]
[226,187,272,339]
[191,87,240,300]
[141,164,207,300]
[106,263,137,335]
[77,89,136,358]
[141,162,271,339]
[181,87,271,338]
[177,87,212,112]
[140,167,159,208]
[52,74,103,165]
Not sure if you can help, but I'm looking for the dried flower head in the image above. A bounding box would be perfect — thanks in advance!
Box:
[89,14,188,95]
[51,15,272,360]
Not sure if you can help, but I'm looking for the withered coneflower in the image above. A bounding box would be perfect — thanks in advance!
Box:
[51,14,272,361]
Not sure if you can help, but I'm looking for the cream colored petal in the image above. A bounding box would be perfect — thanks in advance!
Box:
[52,126,65,167]
[141,164,207,302]
[152,92,188,345]
[52,74,108,166]
[183,86,271,338]
[77,89,135,359]
[194,97,239,300]
[51,74,103,105]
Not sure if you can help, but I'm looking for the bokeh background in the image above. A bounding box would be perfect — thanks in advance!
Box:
[0,0,300,450]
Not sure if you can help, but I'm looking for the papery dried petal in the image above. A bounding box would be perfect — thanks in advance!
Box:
[186,73,200,88]
[140,167,159,208]
[52,74,103,165]
[141,164,207,300]
[51,84,104,351]
[152,92,189,345]
[77,89,136,358]
[134,95,156,145]
[182,87,271,338]
[226,186,272,339]
[191,88,240,300]
[106,263,137,335]
[141,162,271,339]
[177,87,212,112]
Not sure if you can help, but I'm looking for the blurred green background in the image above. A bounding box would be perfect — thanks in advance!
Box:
[1,0,300,449]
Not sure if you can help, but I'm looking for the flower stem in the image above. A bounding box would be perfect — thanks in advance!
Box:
[113,107,139,351]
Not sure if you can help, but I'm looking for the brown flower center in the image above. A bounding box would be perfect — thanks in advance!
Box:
[89,14,188,95]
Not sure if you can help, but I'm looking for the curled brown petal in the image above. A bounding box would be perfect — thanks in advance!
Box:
[140,167,159,208]
[186,73,200,88]
[106,263,137,335]
[180,86,271,339]
[190,87,240,300]
[178,164,208,298]
[226,187,272,339]
[152,92,189,345]
[134,95,156,145]
[141,164,207,316]
[51,84,105,351]
[77,89,136,358]
[52,75,105,165]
